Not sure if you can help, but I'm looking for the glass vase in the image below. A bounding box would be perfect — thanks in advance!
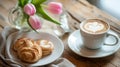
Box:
[8,7,32,32]
[8,5,70,37]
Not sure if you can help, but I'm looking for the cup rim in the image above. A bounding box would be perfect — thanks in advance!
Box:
[80,19,110,35]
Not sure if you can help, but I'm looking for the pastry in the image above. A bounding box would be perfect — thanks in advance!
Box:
[13,38,42,63]
[37,40,54,56]
[18,44,42,63]
[13,38,54,63]
[13,38,34,52]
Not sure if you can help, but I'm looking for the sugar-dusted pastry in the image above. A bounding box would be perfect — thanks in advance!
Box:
[18,42,42,63]
[37,40,54,56]
[13,38,34,52]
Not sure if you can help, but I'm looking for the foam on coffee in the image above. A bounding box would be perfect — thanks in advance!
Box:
[81,19,109,34]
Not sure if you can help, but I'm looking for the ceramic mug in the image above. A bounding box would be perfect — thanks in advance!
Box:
[80,19,119,49]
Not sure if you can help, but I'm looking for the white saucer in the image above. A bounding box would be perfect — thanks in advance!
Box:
[6,31,64,66]
[68,30,120,58]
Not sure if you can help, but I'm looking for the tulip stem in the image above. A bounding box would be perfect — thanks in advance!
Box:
[41,4,48,8]
[36,5,61,25]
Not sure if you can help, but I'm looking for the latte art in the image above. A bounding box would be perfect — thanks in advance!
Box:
[84,22,104,33]
[81,20,109,34]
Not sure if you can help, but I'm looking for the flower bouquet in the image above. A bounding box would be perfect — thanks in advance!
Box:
[9,0,63,32]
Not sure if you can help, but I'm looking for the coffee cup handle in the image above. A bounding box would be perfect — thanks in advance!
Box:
[104,33,119,46]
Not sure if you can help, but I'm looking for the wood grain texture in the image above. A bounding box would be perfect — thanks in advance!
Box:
[57,0,120,33]
[0,0,120,67]
[56,0,120,67]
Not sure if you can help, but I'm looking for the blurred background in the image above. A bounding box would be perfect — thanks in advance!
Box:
[0,0,120,24]
[87,0,120,20]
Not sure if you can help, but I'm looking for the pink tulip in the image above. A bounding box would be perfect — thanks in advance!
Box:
[24,3,36,16]
[29,15,42,30]
[47,2,63,14]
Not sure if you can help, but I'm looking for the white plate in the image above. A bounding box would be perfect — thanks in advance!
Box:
[68,30,120,58]
[6,31,64,66]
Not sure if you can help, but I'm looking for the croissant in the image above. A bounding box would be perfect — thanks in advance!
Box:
[37,40,54,56]
[18,43,42,63]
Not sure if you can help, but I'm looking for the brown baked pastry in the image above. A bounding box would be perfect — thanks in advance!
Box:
[37,40,54,57]
[13,38,34,52]
[18,41,42,63]
[13,38,42,63]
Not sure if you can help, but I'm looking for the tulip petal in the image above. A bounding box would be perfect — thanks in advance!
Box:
[29,15,42,30]
[24,3,36,16]
[48,2,63,14]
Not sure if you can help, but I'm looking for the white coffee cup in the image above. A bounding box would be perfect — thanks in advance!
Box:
[80,19,119,49]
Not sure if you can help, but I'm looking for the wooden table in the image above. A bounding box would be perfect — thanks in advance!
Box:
[0,0,120,67]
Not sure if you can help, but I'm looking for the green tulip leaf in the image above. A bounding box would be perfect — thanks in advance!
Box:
[37,5,61,25]
[18,0,32,7]
[32,0,47,5]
